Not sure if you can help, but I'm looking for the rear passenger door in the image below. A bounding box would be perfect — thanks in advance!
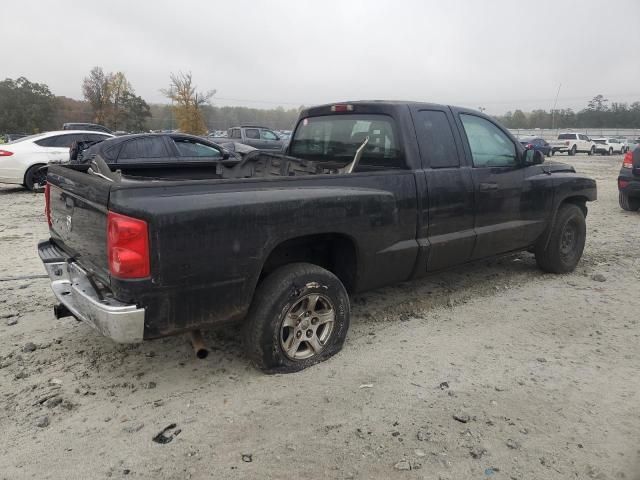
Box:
[410,107,476,271]
[114,136,173,170]
[37,133,87,162]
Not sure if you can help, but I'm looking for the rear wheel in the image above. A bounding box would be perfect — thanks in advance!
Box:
[568,145,577,156]
[535,203,586,273]
[608,147,613,156]
[23,164,47,191]
[244,263,350,373]
[619,192,640,211]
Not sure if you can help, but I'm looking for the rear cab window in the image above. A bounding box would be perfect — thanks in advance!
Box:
[558,133,577,140]
[289,114,404,170]
[414,110,459,168]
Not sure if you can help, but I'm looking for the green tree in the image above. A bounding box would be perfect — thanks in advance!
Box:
[0,77,56,133]
[586,94,609,112]
[121,91,151,132]
[511,110,528,128]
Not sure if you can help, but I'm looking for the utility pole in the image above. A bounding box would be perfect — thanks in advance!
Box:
[551,83,562,131]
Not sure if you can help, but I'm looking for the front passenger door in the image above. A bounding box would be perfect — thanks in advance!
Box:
[458,114,527,259]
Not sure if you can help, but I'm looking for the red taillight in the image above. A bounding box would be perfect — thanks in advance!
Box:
[107,211,150,279]
[526,143,534,149]
[44,182,52,227]
[0,149,14,156]
[330,104,354,112]
[619,179,630,189]
[622,152,633,169]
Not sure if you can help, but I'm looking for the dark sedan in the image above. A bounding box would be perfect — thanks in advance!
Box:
[70,133,249,179]
[519,136,553,156]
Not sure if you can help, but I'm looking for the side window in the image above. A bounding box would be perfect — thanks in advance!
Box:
[173,139,222,158]
[35,136,61,147]
[245,128,260,140]
[460,114,517,167]
[85,134,109,143]
[119,137,170,160]
[53,134,83,148]
[261,130,278,141]
[415,110,459,168]
[230,129,241,139]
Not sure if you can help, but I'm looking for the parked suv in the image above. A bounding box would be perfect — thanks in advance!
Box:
[593,138,625,155]
[210,125,285,151]
[550,133,595,156]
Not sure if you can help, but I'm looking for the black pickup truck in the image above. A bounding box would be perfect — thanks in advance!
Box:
[39,101,597,373]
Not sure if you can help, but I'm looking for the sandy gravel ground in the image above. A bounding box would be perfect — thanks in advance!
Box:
[0,154,639,480]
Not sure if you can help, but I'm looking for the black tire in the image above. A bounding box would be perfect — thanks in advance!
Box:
[244,263,350,373]
[619,192,640,211]
[23,164,47,191]
[588,146,594,156]
[608,148,613,156]
[568,145,576,156]
[535,203,586,273]
[550,149,555,156]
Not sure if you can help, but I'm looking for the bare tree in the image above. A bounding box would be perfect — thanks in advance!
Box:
[161,72,215,134]
[82,67,112,125]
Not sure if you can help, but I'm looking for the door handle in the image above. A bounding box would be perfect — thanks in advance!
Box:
[479,182,498,191]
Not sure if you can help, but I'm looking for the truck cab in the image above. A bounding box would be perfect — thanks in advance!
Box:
[227,125,285,151]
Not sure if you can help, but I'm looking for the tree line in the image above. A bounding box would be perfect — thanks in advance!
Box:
[3,71,639,135]
[494,95,640,129]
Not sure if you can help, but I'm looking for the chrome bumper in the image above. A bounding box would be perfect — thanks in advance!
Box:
[39,241,145,343]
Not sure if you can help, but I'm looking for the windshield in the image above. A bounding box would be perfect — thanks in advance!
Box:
[289,114,403,169]
[594,140,606,144]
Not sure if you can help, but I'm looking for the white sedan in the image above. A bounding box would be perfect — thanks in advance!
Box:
[0,130,113,190]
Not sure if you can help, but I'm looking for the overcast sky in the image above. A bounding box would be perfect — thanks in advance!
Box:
[3,0,639,114]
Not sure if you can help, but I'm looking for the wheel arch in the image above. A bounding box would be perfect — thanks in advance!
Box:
[259,233,359,293]
[22,162,47,187]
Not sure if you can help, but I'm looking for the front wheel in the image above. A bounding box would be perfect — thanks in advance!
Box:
[608,148,613,156]
[244,263,350,373]
[23,164,47,191]
[535,203,586,273]
[619,192,640,211]
[588,146,595,156]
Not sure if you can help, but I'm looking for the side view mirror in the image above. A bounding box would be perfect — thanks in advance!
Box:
[524,148,544,165]
[221,150,230,160]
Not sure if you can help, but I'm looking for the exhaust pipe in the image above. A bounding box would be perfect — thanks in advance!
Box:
[189,330,209,359]
[54,303,72,319]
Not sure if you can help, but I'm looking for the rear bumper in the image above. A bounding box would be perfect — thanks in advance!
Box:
[38,240,145,343]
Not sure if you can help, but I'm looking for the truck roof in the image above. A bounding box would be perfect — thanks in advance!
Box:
[299,100,462,118]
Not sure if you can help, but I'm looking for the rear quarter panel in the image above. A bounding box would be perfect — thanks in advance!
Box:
[108,172,419,337]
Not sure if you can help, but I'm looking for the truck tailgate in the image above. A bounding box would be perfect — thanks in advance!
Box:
[47,165,112,285]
